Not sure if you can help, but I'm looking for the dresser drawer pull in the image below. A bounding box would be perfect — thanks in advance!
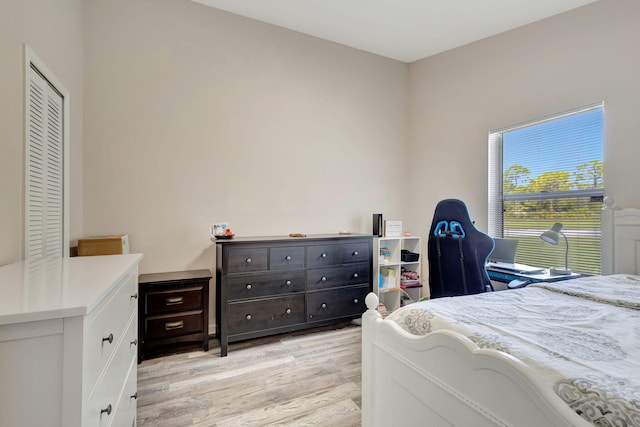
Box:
[321,253,327,258]
[285,255,292,260]
[321,276,327,282]
[165,296,184,305]
[285,280,291,286]
[246,258,252,263]
[165,321,184,331]
[131,292,138,300]
[246,314,252,320]
[130,339,138,347]
[285,308,291,314]
[353,298,359,304]
[246,284,252,290]
[353,251,359,256]
[102,333,114,346]
[353,273,359,278]
[321,303,327,309]
[101,404,112,417]
[131,392,138,400]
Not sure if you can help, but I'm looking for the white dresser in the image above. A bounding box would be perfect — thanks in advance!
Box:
[0,254,143,427]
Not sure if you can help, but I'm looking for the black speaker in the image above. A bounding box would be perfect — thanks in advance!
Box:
[373,214,383,237]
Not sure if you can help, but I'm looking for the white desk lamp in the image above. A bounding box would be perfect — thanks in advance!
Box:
[540,222,572,275]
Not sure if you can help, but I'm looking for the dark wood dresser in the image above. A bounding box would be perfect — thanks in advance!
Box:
[216,234,372,356]
[138,269,211,362]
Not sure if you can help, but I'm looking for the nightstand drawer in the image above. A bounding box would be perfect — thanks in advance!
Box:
[306,244,341,268]
[228,248,268,273]
[145,286,203,315]
[307,285,368,322]
[227,270,305,300]
[145,311,203,340]
[306,263,370,290]
[227,295,305,335]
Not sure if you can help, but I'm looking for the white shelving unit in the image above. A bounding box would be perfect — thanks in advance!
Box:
[374,236,422,314]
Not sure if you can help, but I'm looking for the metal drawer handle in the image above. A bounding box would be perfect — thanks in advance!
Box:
[101,404,112,416]
[353,298,359,304]
[102,333,114,345]
[130,292,138,300]
[246,314,252,320]
[321,253,327,258]
[246,283,252,290]
[131,392,138,400]
[353,251,359,256]
[321,303,327,309]
[166,296,184,305]
[285,255,292,260]
[321,276,327,282]
[285,280,291,286]
[353,273,359,278]
[285,308,291,314]
[246,258,252,263]
[165,321,184,331]
[130,339,138,347]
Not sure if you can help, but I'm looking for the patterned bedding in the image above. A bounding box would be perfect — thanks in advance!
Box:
[386,274,640,427]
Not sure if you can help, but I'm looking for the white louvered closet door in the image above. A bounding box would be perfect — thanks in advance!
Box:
[26,64,64,260]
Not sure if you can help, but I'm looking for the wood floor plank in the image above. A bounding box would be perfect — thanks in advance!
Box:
[137,321,362,426]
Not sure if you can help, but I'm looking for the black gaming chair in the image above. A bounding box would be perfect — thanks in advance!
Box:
[428,199,495,299]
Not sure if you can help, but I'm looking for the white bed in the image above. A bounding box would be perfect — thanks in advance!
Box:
[361,205,640,427]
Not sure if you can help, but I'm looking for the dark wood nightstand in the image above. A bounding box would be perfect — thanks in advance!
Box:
[138,269,211,362]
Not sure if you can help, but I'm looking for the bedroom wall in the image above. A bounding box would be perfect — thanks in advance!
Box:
[82,0,409,277]
[406,0,640,247]
[0,0,84,266]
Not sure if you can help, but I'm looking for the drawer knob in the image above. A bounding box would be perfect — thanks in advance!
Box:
[321,303,327,309]
[102,333,114,345]
[101,404,112,416]
[285,255,292,260]
[165,321,184,331]
[130,292,138,300]
[246,314,252,320]
[246,283,252,290]
[285,280,291,286]
[353,251,359,256]
[285,308,291,314]
[353,298,359,304]
[131,392,138,400]
[353,273,359,278]
[246,258,252,263]
[166,296,184,305]
[321,253,327,258]
[321,276,327,282]
[130,339,138,347]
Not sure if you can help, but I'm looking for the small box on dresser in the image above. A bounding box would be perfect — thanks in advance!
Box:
[216,234,372,356]
[138,269,212,362]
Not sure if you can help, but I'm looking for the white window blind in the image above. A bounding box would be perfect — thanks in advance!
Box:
[25,60,65,260]
[488,103,604,274]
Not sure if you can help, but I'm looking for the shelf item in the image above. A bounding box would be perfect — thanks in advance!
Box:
[216,234,372,356]
[138,269,212,362]
[374,236,422,313]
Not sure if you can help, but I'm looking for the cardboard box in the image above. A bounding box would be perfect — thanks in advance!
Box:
[78,235,129,256]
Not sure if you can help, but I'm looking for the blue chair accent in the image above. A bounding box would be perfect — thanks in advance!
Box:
[428,199,495,298]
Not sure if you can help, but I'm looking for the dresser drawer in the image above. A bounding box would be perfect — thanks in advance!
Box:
[84,269,137,395]
[228,295,305,335]
[306,263,370,290]
[228,248,268,273]
[227,270,305,300]
[269,246,305,270]
[145,286,203,315]
[306,244,341,268]
[109,358,137,427]
[86,314,138,426]
[145,311,203,340]
[341,241,370,264]
[307,286,369,323]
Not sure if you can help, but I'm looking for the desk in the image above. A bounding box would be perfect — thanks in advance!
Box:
[487,267,580,285]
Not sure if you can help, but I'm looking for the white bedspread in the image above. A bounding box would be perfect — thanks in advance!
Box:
[387,274,640,427]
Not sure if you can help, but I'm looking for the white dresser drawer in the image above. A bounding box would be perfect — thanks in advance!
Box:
[84,268,138,395]
[110,358,138,427]
[85,313,138,427]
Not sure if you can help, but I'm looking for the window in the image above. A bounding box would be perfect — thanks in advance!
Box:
[24,45,70,260]
[488,103,604,275]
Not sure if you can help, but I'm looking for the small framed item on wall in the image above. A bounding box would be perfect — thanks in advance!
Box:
[384,220,402,237]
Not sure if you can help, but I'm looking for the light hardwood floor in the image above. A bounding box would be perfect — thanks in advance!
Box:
[137,321,362,426]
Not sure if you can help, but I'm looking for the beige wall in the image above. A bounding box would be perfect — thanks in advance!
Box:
[407,0,640,242]
[0,0,84,266]
[82,0,410,277]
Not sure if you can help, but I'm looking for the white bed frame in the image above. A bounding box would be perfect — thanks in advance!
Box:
[361,205,640,427]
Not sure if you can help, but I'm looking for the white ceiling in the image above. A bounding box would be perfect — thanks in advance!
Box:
[191,0,598,62]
